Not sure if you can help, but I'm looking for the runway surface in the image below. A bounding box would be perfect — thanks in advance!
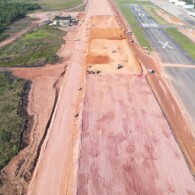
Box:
[129,4,195,130]
[129,4,194,65]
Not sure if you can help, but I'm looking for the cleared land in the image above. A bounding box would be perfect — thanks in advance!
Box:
[77,5,195,194]
[0,26,65,67]
[0,72,28,170]
[1,0,195,194]
[78,75,195,194]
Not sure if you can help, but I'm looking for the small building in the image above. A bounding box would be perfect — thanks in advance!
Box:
[50,15,78,27]
[53,15,72,26]
[175,1,186,6]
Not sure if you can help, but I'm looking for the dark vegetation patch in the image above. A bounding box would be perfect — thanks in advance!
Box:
[0,0,40,28]
[8,0,83,11]
[0,72,31,170]
[0,17,34,42]
[0,0,40,41]
[0,26,65,67]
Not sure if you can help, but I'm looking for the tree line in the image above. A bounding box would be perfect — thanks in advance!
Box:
[0,0,41,31]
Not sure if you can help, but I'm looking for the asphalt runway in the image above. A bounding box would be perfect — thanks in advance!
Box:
[165,66,195,130]
[129,4,195,130]
[129,4,194,65]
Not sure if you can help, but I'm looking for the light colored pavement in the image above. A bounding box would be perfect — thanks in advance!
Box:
[129,4,194,64]
[151,0,195,25]
[165,66,195,131]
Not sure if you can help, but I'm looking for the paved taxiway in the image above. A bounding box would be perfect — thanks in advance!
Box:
[151,0,195,26]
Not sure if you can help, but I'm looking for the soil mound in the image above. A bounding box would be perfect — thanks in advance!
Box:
[90,28,125,40]
[87,54,110,64]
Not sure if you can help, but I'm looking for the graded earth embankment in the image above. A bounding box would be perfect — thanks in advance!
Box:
[77,75,195,194]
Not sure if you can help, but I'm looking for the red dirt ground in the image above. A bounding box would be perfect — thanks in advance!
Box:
[110,0,195,175]
[0,27,77,194]
[76,1,195,192]
[1,0,195,193]
[77,75,195,194]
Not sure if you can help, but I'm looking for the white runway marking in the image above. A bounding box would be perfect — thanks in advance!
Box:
[158,41,173,49]
[141,23,159,28]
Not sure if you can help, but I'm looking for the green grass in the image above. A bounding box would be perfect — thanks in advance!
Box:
[10,0,83,11]
[0,17,33,42]
[115,0,152,50]
[166,28,195,60]
[0,72,26,169]
[0,26,65,67]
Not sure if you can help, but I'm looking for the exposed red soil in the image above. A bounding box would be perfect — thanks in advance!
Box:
[76,0,195,194]
[90,28,125,39]
[77,75,195,194]
[0,27,77,194]
[27,14,88,195]
[1,0,195,194]
[109,0,195,175]
[87,54,110,64]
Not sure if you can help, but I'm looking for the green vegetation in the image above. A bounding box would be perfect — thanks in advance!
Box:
[0,72,27,169]
[114,0,195,59]
[0,17,33,42]
[0,26,65,67]
[8,0,83,11]
[0,1,40,28]
[115,0,152,50]
[166,28,195,59]
[0,0,40,41]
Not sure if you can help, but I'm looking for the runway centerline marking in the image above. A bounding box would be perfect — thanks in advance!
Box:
[158,41,173,49]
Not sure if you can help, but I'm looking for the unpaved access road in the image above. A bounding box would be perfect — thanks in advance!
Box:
[27,0,195,194]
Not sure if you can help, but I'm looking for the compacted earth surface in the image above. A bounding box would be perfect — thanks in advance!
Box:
[76,4,195,194]
[0,0,195,194]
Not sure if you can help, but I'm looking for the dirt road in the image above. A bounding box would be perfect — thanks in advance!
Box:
[26,0,195,194]
[28,7,92,195]
[0,23,38,49]
[28,0,116,194]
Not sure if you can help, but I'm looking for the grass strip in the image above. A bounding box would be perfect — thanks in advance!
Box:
[8,0,83,11]
[166,28,195,60]
[115,0,152,50]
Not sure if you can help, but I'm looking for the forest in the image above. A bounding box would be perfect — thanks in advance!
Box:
[0,0,40,32]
